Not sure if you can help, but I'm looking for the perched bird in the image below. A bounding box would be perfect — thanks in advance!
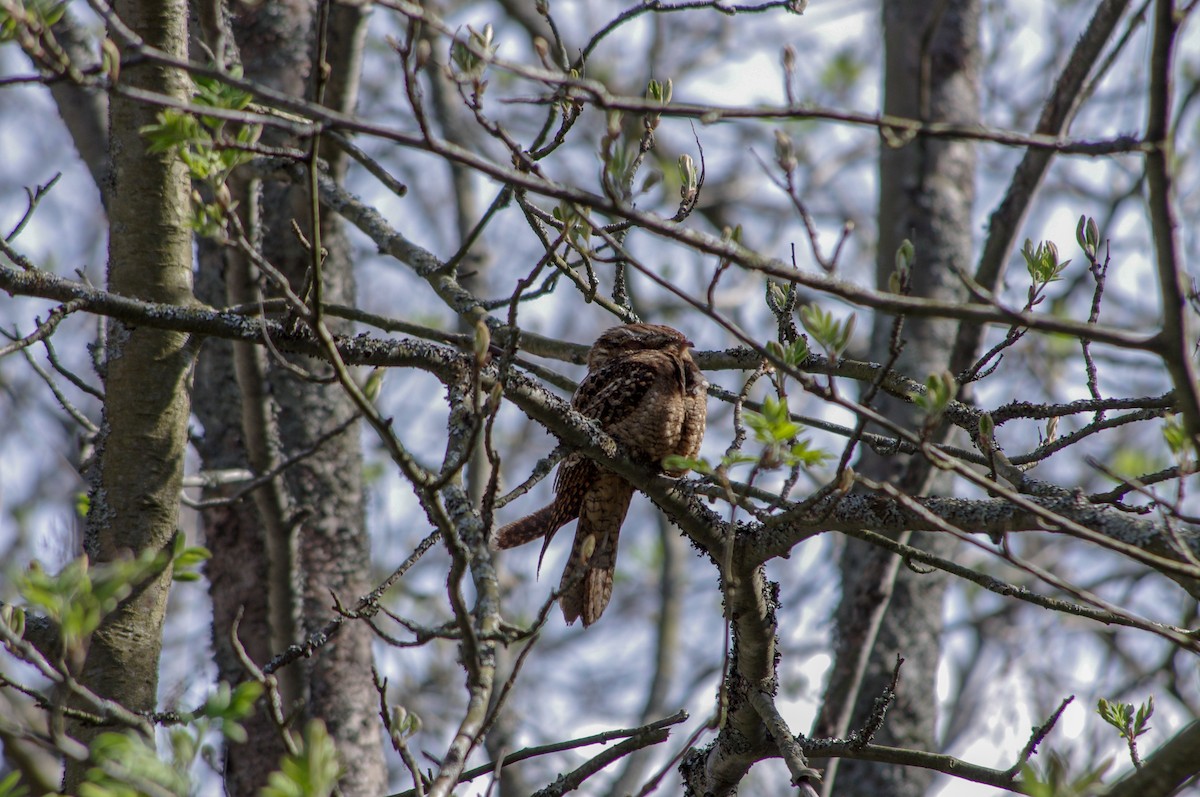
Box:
[493,323,707,626]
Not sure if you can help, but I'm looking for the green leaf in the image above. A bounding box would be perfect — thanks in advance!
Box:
[173,544,212,570]
[0,771,28,797]
[720,452,758,468]
[646,78,672,104]
[450,24,496,80]
[1076,214,1101,258]
[0,1,67,44]
[193,68,253,111]
[977,412,995,446]
[1020,751,1112,797]
[799,304,855,360]
[743,409,770,438]
[140,110,208,154]
[787,440,829,468]
[0,605,25,639]
[1133,695,1154,738]
[262,721,342,797]
[1162,414,1193,459]
[678,154,698,199]
[390,705,423,741]
[16,550,167,652]
[80,730,191,797]
[662,454,710,474]
[43,2,66,26]
[1097,697,1127,732]
[193,680,262,742]
[169,728,198,768]
[778,337,809,367]
[890,239,914,292]
[740,397,828,471]
[911,371,957,425]
[205,682,233,714]
[230,681,265,717]
[746,397,800,442]
[1108,447,1164,482]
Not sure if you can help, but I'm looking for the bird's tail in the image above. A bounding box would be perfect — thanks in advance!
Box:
[492,504,562,549]
[559,563,614,628]
[492,456,592,556]
[559,475,633,627]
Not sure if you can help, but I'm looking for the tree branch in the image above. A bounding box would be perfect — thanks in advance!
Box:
[1143,0,1200,443]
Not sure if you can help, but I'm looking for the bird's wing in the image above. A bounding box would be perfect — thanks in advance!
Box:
[572,357,662,429]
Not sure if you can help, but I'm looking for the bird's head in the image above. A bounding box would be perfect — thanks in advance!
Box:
[587,323,693,369]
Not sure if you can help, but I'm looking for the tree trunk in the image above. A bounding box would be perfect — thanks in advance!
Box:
[63,0,194,790]
[193,3,385,795]
[194,246,290,795]
[814,2,980,796]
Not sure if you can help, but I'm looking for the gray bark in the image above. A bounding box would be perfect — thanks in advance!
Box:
[63,0,194,790]
[205,3,385,795]
[194,243,291,796]
[192,1,383,793]
[815,2,980,796]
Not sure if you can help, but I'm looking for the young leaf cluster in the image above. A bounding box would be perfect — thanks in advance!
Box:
[1020,238,1069,307]
[1097,696,1153,744]
[139,69,262,236]
[16,551,165,655]
[0,0,64,42]
[262,720,343,797]
[9,536,205,663]
[1019,752,1112,797]
[678,153,698,204]
[450,24,496,87]
[599,111,636,197]
[799,303,855,361]
[765,336,809,369]
[744,396,828,470]
[388,704,423,749]
[1076,214,1101,260]
[889,238,914,294]
[76,679,265,797]
[78,731,192,797]
[195,680,265,745]
[911,370,957,429]
[552,202,592,253]
[1161,414,1194,464]
[171,532,211,583]
[646,77,672,132]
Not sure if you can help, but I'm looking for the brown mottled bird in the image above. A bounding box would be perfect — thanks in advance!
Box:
[493,323,708,626]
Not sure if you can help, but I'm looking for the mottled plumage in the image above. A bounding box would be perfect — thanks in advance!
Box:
[493,323,707,626]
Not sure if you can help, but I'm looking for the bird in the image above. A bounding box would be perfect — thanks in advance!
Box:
[493,323,708,626]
